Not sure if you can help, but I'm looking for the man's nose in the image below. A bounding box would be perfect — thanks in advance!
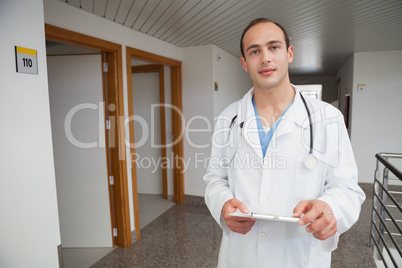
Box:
[261,49,271,64]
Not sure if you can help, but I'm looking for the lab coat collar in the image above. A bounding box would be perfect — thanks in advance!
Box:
[238,87,254,127]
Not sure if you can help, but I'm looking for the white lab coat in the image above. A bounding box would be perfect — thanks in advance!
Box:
[204,87,365,268]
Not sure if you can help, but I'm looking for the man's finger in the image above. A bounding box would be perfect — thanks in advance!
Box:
[226,217,256,235]
[230,198,250,214]
[293,200,311,218]
[312,224,337,240]
[307,213,337,236]
[298,202,325,226]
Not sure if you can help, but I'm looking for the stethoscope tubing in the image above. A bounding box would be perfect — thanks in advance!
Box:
[299,93,313,155]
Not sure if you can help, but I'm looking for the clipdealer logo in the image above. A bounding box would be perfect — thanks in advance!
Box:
[62,101,341,168]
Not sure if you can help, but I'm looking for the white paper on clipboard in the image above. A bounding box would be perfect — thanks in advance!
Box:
[229,210,300,223]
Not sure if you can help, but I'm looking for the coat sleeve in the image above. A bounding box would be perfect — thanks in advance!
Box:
[316,106,366,251]
[203,113,236,234]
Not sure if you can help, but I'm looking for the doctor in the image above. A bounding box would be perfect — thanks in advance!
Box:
[204,18,365,267]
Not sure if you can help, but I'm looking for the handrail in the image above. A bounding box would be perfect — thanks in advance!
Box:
[370,153,402,267]
[376,153,402,180]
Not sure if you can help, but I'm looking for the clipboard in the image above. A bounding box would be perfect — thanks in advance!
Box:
[229,210,300,223]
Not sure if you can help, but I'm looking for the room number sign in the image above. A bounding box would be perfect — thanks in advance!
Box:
[15,46,38,74]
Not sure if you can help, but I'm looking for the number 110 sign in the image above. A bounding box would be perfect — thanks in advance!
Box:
[15,46,38,74]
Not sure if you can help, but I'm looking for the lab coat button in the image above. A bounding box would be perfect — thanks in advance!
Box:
[260,198,267,205]
[259,232,266,239]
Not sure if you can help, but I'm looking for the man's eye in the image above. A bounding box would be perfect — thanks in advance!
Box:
[271,46,279,51]
[250,50,258,55]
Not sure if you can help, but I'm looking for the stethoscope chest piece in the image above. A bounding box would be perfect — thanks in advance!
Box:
[304,154,318,170]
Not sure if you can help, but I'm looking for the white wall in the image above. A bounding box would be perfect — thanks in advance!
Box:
[212,45,252,117]
[350,51,402,183]
[182,45,253,196]
[182,45,214,196]
[0,0,61,267]
[47,55,112,247]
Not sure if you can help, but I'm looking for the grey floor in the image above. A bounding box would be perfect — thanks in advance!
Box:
[92,183,377,268]
[62,248,115,268]
[138,194,175,229]
[62,194,174,268]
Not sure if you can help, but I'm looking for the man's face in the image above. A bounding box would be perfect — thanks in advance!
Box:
[240,22,293,91]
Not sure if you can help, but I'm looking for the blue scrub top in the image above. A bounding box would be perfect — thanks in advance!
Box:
[252,98,293,158]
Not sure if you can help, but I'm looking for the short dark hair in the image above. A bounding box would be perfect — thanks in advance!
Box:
[240,18,290,58]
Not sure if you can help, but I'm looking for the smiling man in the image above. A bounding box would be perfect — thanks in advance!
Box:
[204,18,365,267]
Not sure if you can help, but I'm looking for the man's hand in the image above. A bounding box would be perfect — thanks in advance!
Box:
[293,199,337,240]
[222,198,256,235]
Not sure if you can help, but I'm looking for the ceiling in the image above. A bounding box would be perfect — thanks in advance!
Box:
[61,0,402,76]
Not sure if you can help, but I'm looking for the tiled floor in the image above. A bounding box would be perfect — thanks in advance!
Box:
[92,197,221,268]
[92,184,377,268]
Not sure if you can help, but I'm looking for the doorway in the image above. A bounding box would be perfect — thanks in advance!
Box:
[131,61,175,230]
[126,47,184,239]
[47,46,115,263]
[45,24,131,248]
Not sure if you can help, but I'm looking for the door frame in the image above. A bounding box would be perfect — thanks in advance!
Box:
[45,24,132,248]
[126,47,184,240]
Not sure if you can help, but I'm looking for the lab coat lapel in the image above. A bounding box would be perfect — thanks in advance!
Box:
[239,88,264,159]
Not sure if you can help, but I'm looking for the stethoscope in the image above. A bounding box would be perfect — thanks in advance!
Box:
[227,92,318,170]
[299,93,318,170]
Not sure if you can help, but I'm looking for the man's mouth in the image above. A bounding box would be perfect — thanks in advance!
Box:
[259,68,275,76]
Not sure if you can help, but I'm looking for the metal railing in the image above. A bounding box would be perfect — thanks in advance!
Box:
[370,153,402,268]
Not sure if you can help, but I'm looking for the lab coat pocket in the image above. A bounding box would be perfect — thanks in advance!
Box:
[294,155,324,200]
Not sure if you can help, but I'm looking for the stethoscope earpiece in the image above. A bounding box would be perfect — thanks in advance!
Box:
[304,154,318,170]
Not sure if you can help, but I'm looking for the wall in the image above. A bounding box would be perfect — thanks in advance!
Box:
[350,50,402,183]
[182,45,214,196]
[212,45,252,117]
[182,45,253,196]
[290,75,336,103]
[0,0,61,267]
